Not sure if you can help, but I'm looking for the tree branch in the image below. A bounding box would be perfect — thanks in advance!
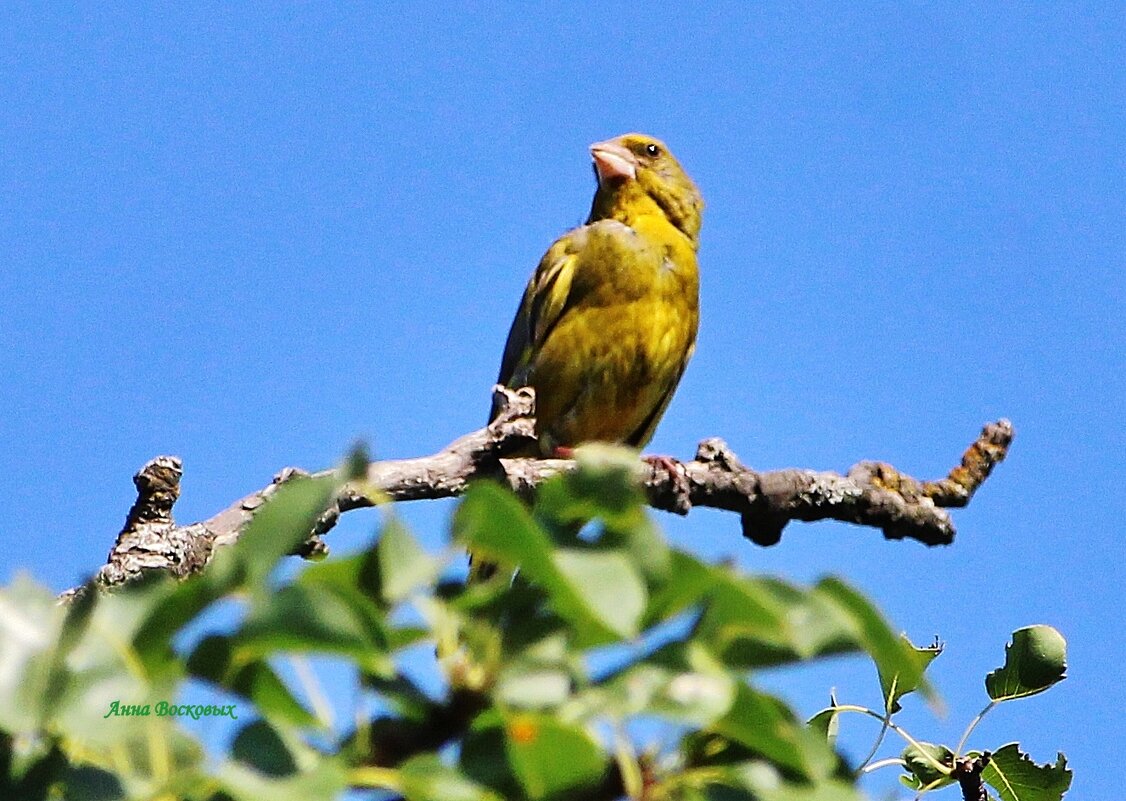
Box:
[69,387,1013,596]
[954,752,990,801]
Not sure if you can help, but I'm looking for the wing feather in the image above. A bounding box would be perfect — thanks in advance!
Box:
[624,342,695,447]
[491,238,580,421]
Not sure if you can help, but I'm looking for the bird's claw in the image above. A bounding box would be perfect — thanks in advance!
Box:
[644,454,692,514]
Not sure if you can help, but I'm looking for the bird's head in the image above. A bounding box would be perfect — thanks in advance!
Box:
[588,133,703,246]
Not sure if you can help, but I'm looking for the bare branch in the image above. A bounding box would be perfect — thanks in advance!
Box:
[69,387,1013,595]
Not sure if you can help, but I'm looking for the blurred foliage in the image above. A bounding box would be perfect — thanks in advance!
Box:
[0,449,1069,800]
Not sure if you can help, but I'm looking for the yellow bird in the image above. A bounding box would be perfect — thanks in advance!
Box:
[491,133,703,455]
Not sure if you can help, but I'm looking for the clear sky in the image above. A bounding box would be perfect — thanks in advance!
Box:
[2,3,1122,798]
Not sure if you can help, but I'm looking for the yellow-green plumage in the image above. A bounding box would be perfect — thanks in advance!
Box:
[492,133,703,453]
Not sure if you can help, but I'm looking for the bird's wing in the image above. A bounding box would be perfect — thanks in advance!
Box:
[625,341,695,447]
[491,235,580,421]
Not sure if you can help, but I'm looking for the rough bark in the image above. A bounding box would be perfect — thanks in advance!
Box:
[65,386,1013,598]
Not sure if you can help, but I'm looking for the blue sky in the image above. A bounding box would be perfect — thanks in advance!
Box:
[1,3,1122,798]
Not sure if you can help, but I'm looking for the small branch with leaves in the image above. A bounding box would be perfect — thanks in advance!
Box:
[25,389,1065,801]
[73,386,1013,597]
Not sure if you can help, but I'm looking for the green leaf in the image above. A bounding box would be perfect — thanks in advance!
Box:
[454,483,645,643]
[231,720,298,777]
[985,626,1067,702]
[808,691,840,746]
[551,548,646,638]
[376,519,439,604]
[485,631,575,711]
[609,514,672,581]
[56,583,97,660]
[0,733,66,801]
[214,757,347,801]
[19,627,276,798]
[813,579,935,704]
[539,445,676,593]
[652,567,935,722]
[188,635,314,726]
[236,583,393,676]
[460,719,520,798]
[900,742,954,789]
[461,710,609,799]
[0,576,181,745]
[54,765,126,801]
[534,444,648,533]
[298,548,383,613]
[233,473,341,588]
[726,762,865,800]
[879,636,942,713]
[342,441,373,481]
[399,753,502,801]
[366,673,437,723]
[641,549,716,627]
[711,684,839,781]
[132,573,224,675]
[501,711,608,800]
[58,726,204,797]
[495,665,572,709]
[454,482,557,579]
[982,743,1072,801]
[388,625,431,652]
[0,576,65,733]
[693,570,801,665]
[577,641,735,726]
[226,659,313,726]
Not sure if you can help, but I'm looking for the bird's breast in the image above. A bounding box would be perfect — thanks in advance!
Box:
[575,220,696,303]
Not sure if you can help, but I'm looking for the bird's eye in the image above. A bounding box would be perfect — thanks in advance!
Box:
[645,143,661,157]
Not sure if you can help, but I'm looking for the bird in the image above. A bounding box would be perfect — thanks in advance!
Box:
[469,134,702,583]
[490,132,703,457]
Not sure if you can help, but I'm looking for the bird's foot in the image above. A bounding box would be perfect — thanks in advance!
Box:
[551,446,576,459]
[643,454,692,514]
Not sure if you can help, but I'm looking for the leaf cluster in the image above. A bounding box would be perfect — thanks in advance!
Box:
[0,447,1069,800]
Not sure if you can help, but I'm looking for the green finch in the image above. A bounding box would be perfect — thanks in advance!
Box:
[492,132,703,454]
[469,134,702,583]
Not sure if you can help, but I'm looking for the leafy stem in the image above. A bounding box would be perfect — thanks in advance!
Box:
[855,677,896,771]
[860,757,906,774]
[825,704,951,777]
[954,700,996,757]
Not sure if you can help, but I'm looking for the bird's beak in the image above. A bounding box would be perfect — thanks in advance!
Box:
[590,140,637,184]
